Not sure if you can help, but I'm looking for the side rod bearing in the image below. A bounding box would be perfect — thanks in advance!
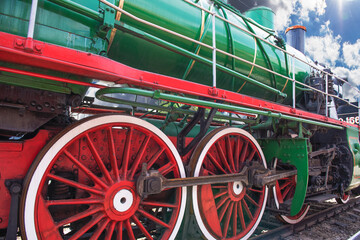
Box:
[137,163,297,198]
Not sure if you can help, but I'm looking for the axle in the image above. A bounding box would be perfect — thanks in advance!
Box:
[137,162,297,198]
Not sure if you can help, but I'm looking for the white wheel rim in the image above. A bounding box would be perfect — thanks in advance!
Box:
[23,115,187,240]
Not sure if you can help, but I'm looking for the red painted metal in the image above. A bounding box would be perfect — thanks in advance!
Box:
[0,31,356,129]
[0,129,54,228]
[30,121,183,239]
[196,132,266,239]
[0,66,105,89]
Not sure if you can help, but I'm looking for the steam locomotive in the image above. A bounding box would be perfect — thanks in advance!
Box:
[0,0,359,239]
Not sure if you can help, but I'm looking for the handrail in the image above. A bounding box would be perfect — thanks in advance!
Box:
[76,0,359,120]
[96,87,344,130]
[183,0,357,92]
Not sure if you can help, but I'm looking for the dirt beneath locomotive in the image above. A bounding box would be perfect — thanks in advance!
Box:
[284,200,360,240]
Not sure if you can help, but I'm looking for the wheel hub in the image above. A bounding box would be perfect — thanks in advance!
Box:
[113,189,134,213]
[228,181,246,201]
[104,181,140,221]
[232,181,243,195]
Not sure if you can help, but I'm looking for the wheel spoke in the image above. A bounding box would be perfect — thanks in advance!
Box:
[238,201,246,230]
[104,221,116,240]
[245,194,260,208]
[121,127,133,179]
[48,174,105,196]
[225,136,236,172]
[242,199,253,221]
[64,150,108,189]
[234,137,243,172]
[280,180,293,190]
[89,218,110,240]
[247,149,256,162]
[232,202,238,236]
[116,221,123,240]
[222,202,234,238]
[128,135,150,180]
[216,196,230,210]
[56,206,103,228]
[239,141,249,164]
[68,213,105,240]
[138,209,171,229]
[85,133,113,184]
[215,142,233,173]
[207,152,227,174]
[158,162,174,176]
[147,148,165,170]
[214,189,228,199]
[125,219,136,240]
[218,199,231,222]
[46,198,102,206]
[107,127,120,182]
[282,184,293,199]
[132,215,154,240]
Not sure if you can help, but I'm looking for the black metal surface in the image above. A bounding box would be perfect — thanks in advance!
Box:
[0,84,77,133]
[177,107,217,156]
[5,180,22,240]
[136,162,297,197]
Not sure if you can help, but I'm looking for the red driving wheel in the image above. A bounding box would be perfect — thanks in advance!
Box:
[191,127,268,240]
[20,115,186,240]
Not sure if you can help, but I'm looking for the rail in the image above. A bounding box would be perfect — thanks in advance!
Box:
[47,0,360,123]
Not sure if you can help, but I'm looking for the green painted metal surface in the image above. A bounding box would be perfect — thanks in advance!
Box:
[245,7,275,30]
[96,87,343,130]
[0,0,312,104]
[346,126,360,190]
[258,138,309,216]
[107,0,311,104]
[0,0,107,94]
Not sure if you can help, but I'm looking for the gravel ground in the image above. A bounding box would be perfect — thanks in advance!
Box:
[284,201,360,240]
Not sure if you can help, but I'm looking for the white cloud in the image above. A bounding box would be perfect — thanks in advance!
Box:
[343,39,360,68]
[333,67,360,101]
[305,21,342,66]
[270,0,327,31]
[297,0,327,22]
[270,0,295,31]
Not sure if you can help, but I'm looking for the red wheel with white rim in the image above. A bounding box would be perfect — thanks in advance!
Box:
[273,169,309,224]
[336,192,350,204]
[20,115,186,240]
[191,127,268,240]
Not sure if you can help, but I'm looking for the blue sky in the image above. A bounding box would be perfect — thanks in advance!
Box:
[268,0,360,99]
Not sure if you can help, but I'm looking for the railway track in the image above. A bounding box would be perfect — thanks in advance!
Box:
[250,196,360,239]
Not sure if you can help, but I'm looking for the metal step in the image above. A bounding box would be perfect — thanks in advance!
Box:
[305,194,338,203]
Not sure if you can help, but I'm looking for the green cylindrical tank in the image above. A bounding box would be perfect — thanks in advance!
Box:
[107,0,311,104]
[0,0,311,104]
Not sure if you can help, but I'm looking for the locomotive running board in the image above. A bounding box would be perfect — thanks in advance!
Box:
[136,162,297,198]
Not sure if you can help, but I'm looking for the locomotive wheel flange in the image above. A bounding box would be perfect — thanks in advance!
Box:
[20,114,187,240]
[190,127,268,240]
